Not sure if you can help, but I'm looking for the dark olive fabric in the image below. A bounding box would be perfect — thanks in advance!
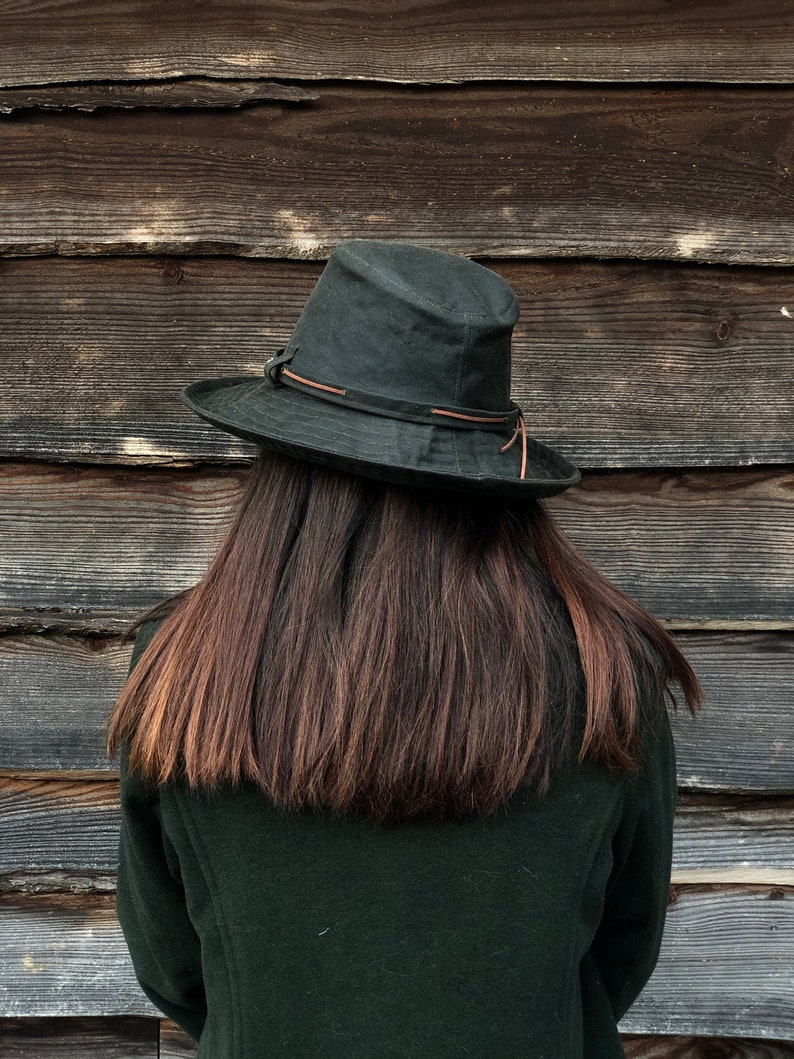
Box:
[116,618,678,1058]
[179,240,581,500]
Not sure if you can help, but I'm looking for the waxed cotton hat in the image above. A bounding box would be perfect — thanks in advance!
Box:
[180,239,581,499]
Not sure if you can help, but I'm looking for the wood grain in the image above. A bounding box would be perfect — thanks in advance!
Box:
[670,796,794,885]
[2,1017,791,1059]
[0,887,791,1038]
[622,1036,794,1058]
[0,79,317,114]
[0,893,135,1018]
[555,471,794,627]
[2,255,792,468]
[668,634,794,793]
[0,779,120,885]
[158,1022,196,1059]
[622,885,794,1039]
[1,779,792,886]
[159,1028,794,1059]
[1,1,793,86]
[0,463,241,632]
[0,1017,156,1057]
[0,627,791,788]
[0,463,791,631]
[1,85,793,263]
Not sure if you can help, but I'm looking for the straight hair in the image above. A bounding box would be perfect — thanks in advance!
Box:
[107,447,702,824]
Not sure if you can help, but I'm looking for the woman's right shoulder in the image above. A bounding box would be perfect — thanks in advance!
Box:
[632,653,677,785]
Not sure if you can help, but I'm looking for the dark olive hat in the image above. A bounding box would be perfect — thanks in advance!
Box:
[180,239,580,498]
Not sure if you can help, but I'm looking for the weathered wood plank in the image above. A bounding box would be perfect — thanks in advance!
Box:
[0,464,240,629]
[0,779,119,888]
[0,1016,156,1057]
[164,1028,794,1059]
[2,256,792,468]
[160,1018,794,1059]
[556,470,794,627]
[0,628,791,788]
[0,894,131,1018]
[622,884,794,1039]
[2,1018,790,1059]
[158,1022,195,1059]
[668,635,794,794]
[670,797,794,885]
[621,1038,794,1058]
[0,79,317,114]
[1,779,792,885]
[0,888,791,1039]
[154,1027,794,1058]
[1,86,793,264]
[2,1,793,86]
[0,464,791,629]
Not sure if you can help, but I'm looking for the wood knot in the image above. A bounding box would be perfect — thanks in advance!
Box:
[715,319,731,343]
[162,261,184,284]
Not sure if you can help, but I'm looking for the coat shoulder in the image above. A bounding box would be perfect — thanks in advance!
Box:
[127,616,167,675]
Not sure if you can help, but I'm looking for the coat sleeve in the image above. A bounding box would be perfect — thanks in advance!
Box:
[115,619,208,1042]
[588,698,678,1022]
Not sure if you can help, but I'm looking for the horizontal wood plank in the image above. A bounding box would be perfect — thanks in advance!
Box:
[627,884,794,1039]
[2,1,793,86]
[0,79,317,114]
[0,628,791,788]
[0,464,791,630]
[1,779,792,885]
[0,464,240,631]
[158,1022,195,1059]
[1,1018,790,1059]
[621,1037,794,1058]
[668,634,794,793]
[0,1017,156,1057]
[0,780,120,885]
[2,256,792,468]
[670,797,794,884]
[0,887,791,1039]
[556,471,794,627]
[1,86,793,264]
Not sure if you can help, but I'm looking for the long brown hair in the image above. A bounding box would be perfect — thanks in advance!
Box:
[107,447,702,824]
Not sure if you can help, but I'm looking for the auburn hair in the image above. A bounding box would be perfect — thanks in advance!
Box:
[107,447,702,824]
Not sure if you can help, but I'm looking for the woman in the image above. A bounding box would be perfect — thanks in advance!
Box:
[108,239,702,1058]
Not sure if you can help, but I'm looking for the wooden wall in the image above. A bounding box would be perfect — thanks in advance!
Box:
[1,2,793,1055]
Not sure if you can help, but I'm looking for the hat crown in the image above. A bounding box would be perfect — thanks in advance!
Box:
[284,240,520,414]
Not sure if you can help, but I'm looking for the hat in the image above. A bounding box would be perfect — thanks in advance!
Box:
[180,239,581,499]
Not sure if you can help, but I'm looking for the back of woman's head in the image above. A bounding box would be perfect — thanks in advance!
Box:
[107,447,702,824]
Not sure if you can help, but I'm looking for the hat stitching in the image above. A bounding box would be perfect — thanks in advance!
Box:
[191,383,572,481]
[454,314,473,404]
[451,425,461,473]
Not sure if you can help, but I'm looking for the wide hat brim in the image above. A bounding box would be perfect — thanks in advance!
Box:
[180,375,581,499]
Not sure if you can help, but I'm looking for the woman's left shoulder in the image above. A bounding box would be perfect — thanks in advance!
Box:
[127,616,166,675]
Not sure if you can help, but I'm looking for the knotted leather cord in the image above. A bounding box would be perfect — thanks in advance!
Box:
[266,349,528,480]
[498,413,528,479]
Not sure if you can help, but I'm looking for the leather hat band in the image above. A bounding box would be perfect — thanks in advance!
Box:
[265,348,521,434]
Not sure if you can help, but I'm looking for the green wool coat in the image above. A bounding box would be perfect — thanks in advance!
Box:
[116,616,678,1058]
